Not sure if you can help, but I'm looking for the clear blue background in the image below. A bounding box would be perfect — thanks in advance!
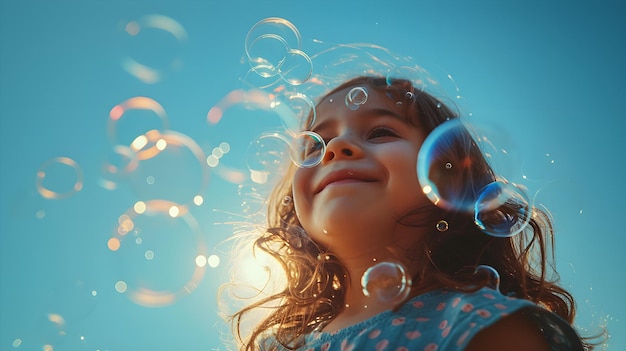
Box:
[1,0,624,350]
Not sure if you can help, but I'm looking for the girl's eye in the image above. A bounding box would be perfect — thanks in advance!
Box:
[368,127,398,139]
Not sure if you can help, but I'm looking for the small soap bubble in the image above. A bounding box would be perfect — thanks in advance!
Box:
[36,157,84,200]
[290,131,326,167]
[474,181,531,237]
[361,261,412,305]
[120,14,187,83]
[474,265,501,291]
[345,86,368,110]
[436,220,449,232]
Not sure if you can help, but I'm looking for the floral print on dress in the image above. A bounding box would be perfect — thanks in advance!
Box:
[260,287,582,351]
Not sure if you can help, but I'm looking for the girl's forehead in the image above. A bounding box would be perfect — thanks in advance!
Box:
[313,84,407,123]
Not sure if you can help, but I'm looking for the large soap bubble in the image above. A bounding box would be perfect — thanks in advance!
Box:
[417,119,486,212]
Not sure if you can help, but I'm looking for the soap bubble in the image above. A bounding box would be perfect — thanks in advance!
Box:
[417,119,489,212]
[35,157,84,200]
[127,130,208,206]
[345,86,368,110]
[108,96,170,148]
[107,200,208,307]
[120,14,186,83]
[290,131,326,168]
[474,181,531,237]
[361,261,412,305]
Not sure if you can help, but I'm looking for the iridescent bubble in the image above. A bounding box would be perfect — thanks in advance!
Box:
[128,130,208,206]
[361,261,412,305]
[474,181,531,237]
[417,119,488,212]
[120,14,187,84]
[108,96,169,148]
[278,49,313,85]
[474,264,501,291]
[345,86,368,110]
[35,157,84,200]
[290,131,326,168]
[245,18,302,73]
[107,200,208,307]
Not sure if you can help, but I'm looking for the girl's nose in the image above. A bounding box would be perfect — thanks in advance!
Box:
[322,134,362,163]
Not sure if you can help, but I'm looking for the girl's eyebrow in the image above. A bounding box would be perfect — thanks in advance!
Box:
[310,108,407,132]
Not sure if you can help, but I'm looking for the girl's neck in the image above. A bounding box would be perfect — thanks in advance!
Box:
[321,257,441,333]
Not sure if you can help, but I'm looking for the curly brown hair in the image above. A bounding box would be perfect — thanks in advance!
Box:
[227,76,590,350]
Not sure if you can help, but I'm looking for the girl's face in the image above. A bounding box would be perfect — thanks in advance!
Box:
[292,84,431,254]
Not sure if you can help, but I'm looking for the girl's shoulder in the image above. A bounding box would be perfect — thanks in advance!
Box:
[266,287,583,351]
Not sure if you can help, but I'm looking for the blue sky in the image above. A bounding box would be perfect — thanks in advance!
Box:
[1,0,624,350]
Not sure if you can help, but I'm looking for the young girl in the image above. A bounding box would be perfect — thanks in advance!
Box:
[227,76,591,350]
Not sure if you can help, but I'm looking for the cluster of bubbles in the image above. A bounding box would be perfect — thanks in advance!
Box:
[102,18,226,307]
[417,119,532,237]
[244,17,313,87]
[233,18,536,305]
